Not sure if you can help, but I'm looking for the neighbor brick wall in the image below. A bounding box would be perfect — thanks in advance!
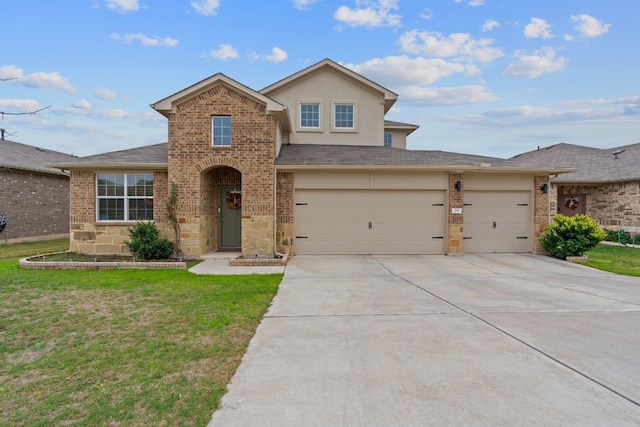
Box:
[558,182,640,230]
[0,169,70,240]
[167,82,277,256]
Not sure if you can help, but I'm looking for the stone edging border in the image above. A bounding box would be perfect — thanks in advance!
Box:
[19,252,188,270]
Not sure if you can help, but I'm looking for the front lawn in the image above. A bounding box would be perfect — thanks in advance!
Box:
[583,244,640,277]
[0,240,281,426]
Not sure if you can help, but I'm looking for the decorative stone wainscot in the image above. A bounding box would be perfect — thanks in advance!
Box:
[20,253,187,270]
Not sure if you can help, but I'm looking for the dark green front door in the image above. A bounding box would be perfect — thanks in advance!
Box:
[220,187,241,248]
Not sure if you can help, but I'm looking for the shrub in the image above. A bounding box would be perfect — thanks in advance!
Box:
[125,222,174,260]
[540,214,606,259]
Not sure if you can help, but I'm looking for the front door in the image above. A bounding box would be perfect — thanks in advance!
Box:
[220,187,242,249]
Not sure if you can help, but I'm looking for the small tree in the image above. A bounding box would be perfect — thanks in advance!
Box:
[539,214,606,259]
[166,182,183,259]
[125,222,174,260]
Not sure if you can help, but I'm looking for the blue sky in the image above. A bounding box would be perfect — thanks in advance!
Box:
[1,0,637,158]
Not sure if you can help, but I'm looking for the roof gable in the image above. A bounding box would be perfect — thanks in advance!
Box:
[260,58,398,113]
[151,73,287,118]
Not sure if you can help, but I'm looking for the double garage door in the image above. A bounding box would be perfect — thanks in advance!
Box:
[294,189,447,255]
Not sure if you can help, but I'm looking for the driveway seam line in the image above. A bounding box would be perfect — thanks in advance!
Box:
[372,256,640,410]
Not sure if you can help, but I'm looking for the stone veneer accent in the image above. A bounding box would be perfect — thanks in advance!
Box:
[447,172,464,255]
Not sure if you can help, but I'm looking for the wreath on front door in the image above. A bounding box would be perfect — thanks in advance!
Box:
[226,191,242,210]
[565,197,579,210]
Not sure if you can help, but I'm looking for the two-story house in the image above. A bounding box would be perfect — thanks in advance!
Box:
[50,59,572,258]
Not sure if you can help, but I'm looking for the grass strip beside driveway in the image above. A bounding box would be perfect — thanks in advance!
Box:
[584,244,640,277]
[0,241,281,426]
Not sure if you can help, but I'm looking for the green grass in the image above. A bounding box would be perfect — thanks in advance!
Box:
[583,244,640,277]
[0,240,281,426]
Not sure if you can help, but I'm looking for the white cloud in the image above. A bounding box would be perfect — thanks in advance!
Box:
[401,85,498,106]
[105,0,140,13]
[419,8,433,20]
[335,0,401,28]
[571,14,611,38]
[502,47,567,78]
[0,98,43,113]
[73,99,92,109]
[399,30,503,63]
[1,65,76,93]
[454,0,485,6]
[263,47,288,63]
[209,44,239,60]
[94,88,118,99]
[482,19,499,32]
[191,0,221,16]
[345,55,470,86]
[293,0,322,10]
[111,33,178,47]
[524,17,553,39]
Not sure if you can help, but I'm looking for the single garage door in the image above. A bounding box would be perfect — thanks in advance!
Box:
[294,189,446,254]
[464,190,531,253]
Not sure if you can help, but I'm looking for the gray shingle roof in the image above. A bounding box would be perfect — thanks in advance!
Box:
[275,144,538,169]
[511,142,640,183]
[1,139,77,176]
[47,143,168,169]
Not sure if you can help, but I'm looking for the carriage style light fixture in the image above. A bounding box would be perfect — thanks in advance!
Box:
[540,183,549,194]
[454,181,462,192]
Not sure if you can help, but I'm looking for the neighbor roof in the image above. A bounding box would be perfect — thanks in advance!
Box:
[275,144,573,174]
[511,143,640,183]
[47,143,168,170]
[1,139,77,176]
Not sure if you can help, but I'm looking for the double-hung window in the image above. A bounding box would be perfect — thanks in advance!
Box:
[300,103,320,129]
[212,116,231,146]
[96,173,154,221]
[334,103,354,129]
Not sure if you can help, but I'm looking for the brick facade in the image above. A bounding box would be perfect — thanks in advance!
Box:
[447,172,464,255]
[0,169,69,241]
[554,181,640,231]
[166,83,277,257]
[276,171,294,254]
[533,175,551,252]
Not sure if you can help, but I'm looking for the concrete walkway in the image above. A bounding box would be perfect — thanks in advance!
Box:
[188,251,286,275]
[209,254,640,426]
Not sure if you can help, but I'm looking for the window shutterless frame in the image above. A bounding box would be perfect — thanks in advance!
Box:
[96,173,154,221]
[212,115,231,146]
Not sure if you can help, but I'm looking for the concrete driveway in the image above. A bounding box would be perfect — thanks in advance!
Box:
[209,254,640,426]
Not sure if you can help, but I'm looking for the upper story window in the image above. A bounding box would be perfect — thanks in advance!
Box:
[96,173,154,221]
[300,103,320,128]
[384,132,393,147]
[212,116,231,146]
[334,103,354,129]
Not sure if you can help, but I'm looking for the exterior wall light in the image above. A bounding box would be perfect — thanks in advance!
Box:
[540,183,548,194]
[455,181,462,192]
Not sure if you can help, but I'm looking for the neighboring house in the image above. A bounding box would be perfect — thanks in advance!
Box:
[513,143,640,231]
[1,137,76,242]
[49,59,572,257]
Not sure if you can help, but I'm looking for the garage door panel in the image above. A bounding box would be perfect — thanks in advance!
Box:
[294,189,445,255]
[464,190,531,253]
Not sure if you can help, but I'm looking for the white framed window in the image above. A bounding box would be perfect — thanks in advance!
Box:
[299,103,321,129]
[384,132,393,147]
[96,173,154,221]
[212,116,231,146]
[331,101,357,132]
